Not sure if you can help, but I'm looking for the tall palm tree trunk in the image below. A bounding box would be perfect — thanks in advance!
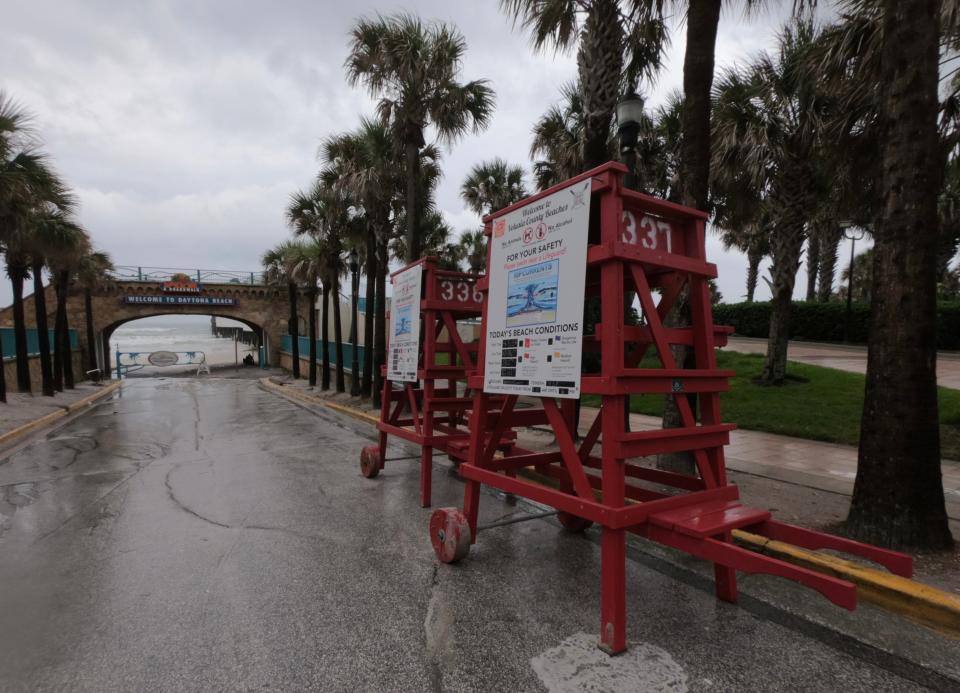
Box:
[333,273,345,393]
[818,227,841,302]
[31,261,54,396]
[372,235,388,408]
[361,235,377,397]
[805,225,821,301]
[0,331,6,403]
[761,166,810,385]
[578,0,623,169]
[308,286,318,387]
[746,246,763,302]
[9,266,32,393]
[350,260,360,396]
[847,0,951,549]
[405,140,421,262]
[288,281,301,379]
[679,0,721,211]
[56,271,75,389]
[84,288,97,371]
[321,279,331,390]
[658,0,722,475]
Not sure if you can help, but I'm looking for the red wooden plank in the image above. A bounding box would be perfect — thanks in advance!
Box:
[648,500,741,530]
[543,398,595,501]
[754,520,914,578]
[672,505,771,539]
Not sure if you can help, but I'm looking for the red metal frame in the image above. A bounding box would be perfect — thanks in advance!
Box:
[363,257,514,507]
[440,162,912,655]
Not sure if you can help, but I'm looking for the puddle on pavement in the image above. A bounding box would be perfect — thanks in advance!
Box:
[531,632,688,692]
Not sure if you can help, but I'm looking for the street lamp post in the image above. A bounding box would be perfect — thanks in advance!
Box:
[840,222,866,343]
[616,92,644,431]
[349,248,361,396]
[615,92,644,192]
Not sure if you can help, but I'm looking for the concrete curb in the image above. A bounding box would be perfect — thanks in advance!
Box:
[257,383,960,638]
[0,380,123,449]
[258,378,380,425]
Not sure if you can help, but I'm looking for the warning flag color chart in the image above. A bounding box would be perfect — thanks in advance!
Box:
[484,178,591,398]
[387,263,423,382]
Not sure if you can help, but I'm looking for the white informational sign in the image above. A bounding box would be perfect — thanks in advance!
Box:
[387,263,423,382]
[484,178,592,398]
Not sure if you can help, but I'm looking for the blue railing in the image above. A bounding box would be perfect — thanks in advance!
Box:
[110,265,267,285]
[280,335,365,369]
[1,327,79,361]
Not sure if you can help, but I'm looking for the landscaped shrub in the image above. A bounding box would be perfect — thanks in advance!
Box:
[712,301,960,350]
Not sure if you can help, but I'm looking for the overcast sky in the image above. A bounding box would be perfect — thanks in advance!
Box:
[1,0,859,308]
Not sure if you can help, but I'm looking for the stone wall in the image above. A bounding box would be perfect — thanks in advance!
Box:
[2,350,89,393]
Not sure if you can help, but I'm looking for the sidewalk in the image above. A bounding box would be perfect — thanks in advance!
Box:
[606,409,960,523]
[726,336,960,389]
[0,382,122,444]
[264,376,960,523]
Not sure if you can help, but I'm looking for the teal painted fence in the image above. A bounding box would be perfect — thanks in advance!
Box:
[1,327,79,362]
[280,335,365,370]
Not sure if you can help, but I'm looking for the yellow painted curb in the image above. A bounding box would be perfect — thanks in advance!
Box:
[264,387,960,637]
[734,530,960,637]
[0,380,123,449]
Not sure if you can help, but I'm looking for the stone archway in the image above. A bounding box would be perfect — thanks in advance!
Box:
[0,279,311,377]
[101,312,266,377]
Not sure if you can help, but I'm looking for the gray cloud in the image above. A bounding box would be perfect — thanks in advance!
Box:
[2,0,821,307]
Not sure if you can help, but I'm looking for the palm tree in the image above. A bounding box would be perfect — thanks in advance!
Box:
[288,180,350,393]
[503,1,666,169]
[0,92,64,393]
[29,202,81,395]
[826,0,953,548]
[531,82,587,190]
[345,14,495,262]
[458,229,487,274]
[320,119,397,399]
[262,241,303,379]
[75,250,114,373]
[47,224,91,391]
[713,20,830,385]
[460,159,528,216]
[288,237,325,389]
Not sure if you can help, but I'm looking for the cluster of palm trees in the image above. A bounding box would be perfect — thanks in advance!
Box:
[262,15,529,405]
[0,92,113,404]
[263,3,949,548]
[511,1,957,547]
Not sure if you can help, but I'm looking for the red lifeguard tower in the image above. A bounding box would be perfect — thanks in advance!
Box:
[428,163,911,654]
[360,256,513,507]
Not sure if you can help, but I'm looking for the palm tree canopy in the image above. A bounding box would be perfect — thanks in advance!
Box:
[458,228,487,274]
[345,14,495,145]
[531,81,588,190]
[712,20,831,195]
[262,239,307,286]
[500,0,667,88]
[460,159,528,216]
[76,250,114,290]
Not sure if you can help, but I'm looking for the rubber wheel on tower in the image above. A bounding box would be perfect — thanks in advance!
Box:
[360,445,381,478]
[430,507,472,563]
[557,512,593,533]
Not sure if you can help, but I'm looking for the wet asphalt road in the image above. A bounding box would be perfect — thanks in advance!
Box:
[0,377,929,692]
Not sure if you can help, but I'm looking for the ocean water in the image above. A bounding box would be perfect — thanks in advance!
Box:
[110,315,257,372]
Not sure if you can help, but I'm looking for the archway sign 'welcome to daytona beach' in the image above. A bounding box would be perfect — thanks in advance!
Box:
[484,178,591,399]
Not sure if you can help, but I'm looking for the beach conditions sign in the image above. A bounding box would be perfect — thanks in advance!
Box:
[387,263,423,383]
[484,178,591,398]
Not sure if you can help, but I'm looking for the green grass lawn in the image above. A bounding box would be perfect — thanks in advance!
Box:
[581,351,960,459]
